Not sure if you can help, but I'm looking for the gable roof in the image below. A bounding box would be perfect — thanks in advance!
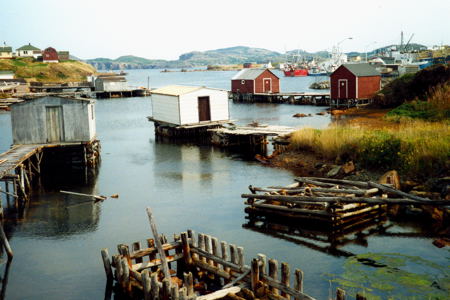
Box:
[232,68,278,80]
[341,63,380,77]
[0,46,12,52]
[151,85,204,96]
[17,43,41,51]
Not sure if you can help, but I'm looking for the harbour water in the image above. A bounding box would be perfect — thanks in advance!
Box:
[0,70,447,299]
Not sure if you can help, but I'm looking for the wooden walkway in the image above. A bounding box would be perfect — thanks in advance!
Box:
[208,125,296,137]
[0,144,43,179]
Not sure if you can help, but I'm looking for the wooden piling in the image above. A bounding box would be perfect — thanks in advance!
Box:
[257,254,266,276]
[230,244,237,265]
[181,232,193,266]
[336,288,345,300]
[237,247,244,270]
[101,248,113,281]
[251,258,259,292]
[162,278,171,300]
[146,207,171,280]
[281,262,290,297]
[268,259,279,295]
[171,284,179,300]
[142,269,152,300]
[151,272,160,300]
[184,272,194,297]
[133,242,143,263]
[294,269,303,296]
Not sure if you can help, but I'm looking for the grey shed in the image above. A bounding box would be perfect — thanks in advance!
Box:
[10,96,96,144]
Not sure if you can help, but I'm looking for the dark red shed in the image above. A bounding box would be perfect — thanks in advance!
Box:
[42,47,59,63]
[330,63,381,100]
[231,68,280,94]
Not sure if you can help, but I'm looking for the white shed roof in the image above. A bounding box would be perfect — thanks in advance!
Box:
[151,85,203,96]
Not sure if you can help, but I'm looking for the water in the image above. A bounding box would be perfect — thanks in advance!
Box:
[0,70,447,299]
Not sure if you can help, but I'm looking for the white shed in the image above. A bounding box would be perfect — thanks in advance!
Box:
[150,85,229,126]
[11,96,96,144]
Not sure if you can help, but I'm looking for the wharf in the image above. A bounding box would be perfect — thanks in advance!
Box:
[0,140,100,206]
[230,91,331,106]
[0,98,23,110]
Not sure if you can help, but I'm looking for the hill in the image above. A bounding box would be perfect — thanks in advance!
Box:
[0,57,96,82]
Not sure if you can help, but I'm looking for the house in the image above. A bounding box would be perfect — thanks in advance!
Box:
[16,43,41,58]
[42,47,59,63]
[0,71,14,80]
[330,63,381,100]
[150,85,229,126]
[0,43,13,59]
[10,96,96,144]
[94,75,128,92]
[58,51,70,61]
[231,68,280,94]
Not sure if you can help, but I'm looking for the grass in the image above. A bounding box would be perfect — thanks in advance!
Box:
[290,120,450,179]
[0,57,96,82]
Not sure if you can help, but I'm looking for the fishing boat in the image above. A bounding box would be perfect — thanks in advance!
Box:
[282,63,308,77]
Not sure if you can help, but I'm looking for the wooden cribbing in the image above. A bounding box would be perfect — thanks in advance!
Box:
[132,253,184,271]
[146,207,171,280]
[221,241,230,274]
[131,240,182,259]
[230,244,237,265]
[212,237,219,267]
[193,257,232,280]
[198,233,206,263]
[241,194,449,206]
[294,269,304,296]
[191,247,243,272]
[171,284,179,300]
[150,272,160,300]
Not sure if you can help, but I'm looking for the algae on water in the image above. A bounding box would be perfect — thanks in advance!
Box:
[324,252,450,299]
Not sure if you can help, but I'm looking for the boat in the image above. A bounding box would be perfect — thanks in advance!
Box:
[307,67,327,76]
[282,63,308,77]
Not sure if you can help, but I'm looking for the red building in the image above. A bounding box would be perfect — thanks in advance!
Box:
[231,68,280,94]
[42,47,59,63]
[330,63,381,100]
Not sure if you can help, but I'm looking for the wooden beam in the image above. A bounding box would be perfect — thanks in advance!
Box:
[146,207,171,280]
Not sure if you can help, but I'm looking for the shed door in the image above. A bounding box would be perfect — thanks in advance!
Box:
[46,106,64,142]
[198,96,211,122]
[263,79,272,93]
[338,79,348,99]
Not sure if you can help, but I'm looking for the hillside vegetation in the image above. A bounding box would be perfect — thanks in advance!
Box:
[375,64,450,107]
[0,57,96,82]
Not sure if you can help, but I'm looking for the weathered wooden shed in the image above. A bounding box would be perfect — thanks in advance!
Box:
[330,63,381,100]
[10,96,96,144]
[231,68,280,94]
[42,47,59,63]
[150,85,229,126]
[94,75,129,92]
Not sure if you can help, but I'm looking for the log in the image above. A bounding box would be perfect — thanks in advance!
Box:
[60,190,107,201]
[146,207,171,280]
[295,178,336,188]
[222,268,251,289]
[280,262,290,297]
[301,177,371,188]
[251,258,259,292]
[196,286,241,300]
[368,181,432,202]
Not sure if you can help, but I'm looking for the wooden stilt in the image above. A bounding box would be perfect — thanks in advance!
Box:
[101,248,113,281]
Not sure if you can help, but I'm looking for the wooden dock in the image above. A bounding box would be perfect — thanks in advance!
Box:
[230,92,372,108]
[208,124,296,149]
[100,207,367,300]
[0,140,100,206]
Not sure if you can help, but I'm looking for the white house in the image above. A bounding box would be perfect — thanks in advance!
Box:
[0,71,14,79]
[0,43,13,59]
[16,43,41,58]
[10,96,96,144]
[150,85,229,126]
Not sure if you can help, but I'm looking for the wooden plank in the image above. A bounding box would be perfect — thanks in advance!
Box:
[191,247,242,272]
[222,268,251,289]
[196,287,241,300]
[131,240,181,259]
[132,253,184,271]
[261,274,316,300]
[193,258,232,280]
[146,207,171,280]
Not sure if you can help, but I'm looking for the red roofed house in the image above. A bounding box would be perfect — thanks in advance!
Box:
[330,63,381,100]
[43,47,59,63]
[231,68,280,94]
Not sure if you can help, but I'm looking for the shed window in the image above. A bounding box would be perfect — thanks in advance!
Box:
[241,80,245,84]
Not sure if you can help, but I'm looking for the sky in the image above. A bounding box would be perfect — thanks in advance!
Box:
[1,0,449,60]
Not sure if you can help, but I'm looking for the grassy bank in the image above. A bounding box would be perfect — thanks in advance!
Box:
[289,120,449,179]
[0,57,96,82]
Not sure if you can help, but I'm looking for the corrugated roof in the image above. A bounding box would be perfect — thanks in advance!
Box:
[342,63,380,77]
[150,85,204,96]
[17,43,40,51]
[232,69,267,80]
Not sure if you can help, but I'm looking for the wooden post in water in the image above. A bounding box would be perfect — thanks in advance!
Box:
[336,288,345,300]
[294,269,304,298]
[251,258,260,292]
[268,259,279,295]
[101,248,113,281]
[281,262,290,297]
[150,272,160,300]
[142,269,152,300]
[181,232,193,266]
[146,207,171,281]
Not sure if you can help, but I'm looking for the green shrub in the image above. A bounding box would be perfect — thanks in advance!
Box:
[357,131,402,170]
